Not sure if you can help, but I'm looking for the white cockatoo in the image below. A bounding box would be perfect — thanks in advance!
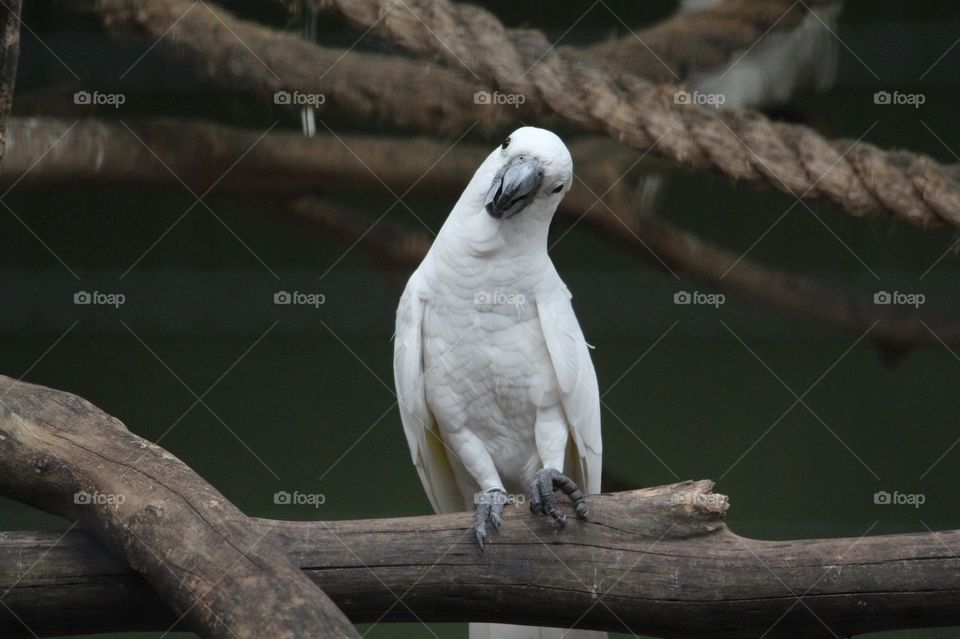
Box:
[637,1,843,213]
[683,0,842,109]
[394,127,604,639]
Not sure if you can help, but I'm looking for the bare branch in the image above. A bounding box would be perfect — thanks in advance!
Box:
[1,375,959,637]
[6,117,958,355]
[79,0,534,133]
[0,375,358,639]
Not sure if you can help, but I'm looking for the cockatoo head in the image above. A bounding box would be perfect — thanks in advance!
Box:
[482,127,573,221]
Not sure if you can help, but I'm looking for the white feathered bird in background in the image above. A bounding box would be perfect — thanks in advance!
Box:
[394,127,604,639]
[637,0,843,213]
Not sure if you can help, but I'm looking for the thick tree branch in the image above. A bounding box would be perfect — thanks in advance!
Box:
[0,375,358,639]
[3,467,960,637]
[1,117,629,211]
[7,117,959,355]
[75,0,534,133]
[2,364,960,638]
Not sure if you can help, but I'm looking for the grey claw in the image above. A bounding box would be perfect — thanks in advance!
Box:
[490,509,502,532]
[475,502,490,548]
[474,488,508,549]
[528,468,589,528]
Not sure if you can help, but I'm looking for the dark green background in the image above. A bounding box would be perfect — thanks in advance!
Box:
[2,1,959,637]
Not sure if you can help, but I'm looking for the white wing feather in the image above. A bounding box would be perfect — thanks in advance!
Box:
[537,283,602,495]
[393,270,464,513]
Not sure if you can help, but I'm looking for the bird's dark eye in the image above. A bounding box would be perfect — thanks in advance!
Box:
[551,185,563,194]
[501,136,511,150]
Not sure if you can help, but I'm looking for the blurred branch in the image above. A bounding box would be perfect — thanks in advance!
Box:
[0,0,22,160]
[73,0,960,231]
[280,195,960,358]
[7,116,958,355]
[2,117,634,211]
[0,374,358,639]
[586,209,960,360]
[282,196,432,268]
[73,0,537,133]
[321,0,960,231]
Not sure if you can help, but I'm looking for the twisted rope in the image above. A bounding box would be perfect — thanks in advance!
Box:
[322,0,960,230]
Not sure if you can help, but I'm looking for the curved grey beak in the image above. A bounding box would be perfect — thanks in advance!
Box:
[484,156,543,219]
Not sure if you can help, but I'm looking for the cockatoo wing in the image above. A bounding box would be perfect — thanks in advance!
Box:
[394,270,464,513]
[537,282,602,495]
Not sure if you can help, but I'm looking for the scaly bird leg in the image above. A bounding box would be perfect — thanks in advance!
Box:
[474,488,508,549]
[529,467,589,527]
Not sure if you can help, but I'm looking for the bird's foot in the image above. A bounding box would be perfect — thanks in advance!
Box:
[529,467,589,528]
[474,488,509,549]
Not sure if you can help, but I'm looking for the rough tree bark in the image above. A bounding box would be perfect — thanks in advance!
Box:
[0,0,21,160]
[5,485,960,638]
[3,374,960,638]
[0,375,358,639]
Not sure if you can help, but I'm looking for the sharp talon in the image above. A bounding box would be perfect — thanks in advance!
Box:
[474,488,507,548]
[529,467,589,528]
